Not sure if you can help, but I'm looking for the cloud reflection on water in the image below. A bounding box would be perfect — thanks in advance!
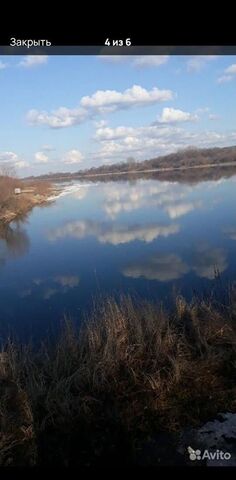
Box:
[122,246,227,282]
[48,220,180,245]
[101,181,202,220]
[18,275,80,300]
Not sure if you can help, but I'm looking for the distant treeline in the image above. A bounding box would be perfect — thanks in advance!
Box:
[25,145,236,182]
[76,163,236,185]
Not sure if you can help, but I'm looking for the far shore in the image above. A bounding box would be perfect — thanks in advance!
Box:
[78,160,236,178]
[27,160,236,183]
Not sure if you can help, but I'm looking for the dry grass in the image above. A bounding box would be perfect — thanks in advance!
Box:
[1,294,236,466]
[0,176,52,223]
[0,176,21,214]
[25,180,52,195]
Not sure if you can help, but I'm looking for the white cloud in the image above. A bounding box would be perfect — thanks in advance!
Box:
[34,151,49,164]
[0,60,8,70]
[95,126,135,141]
[93,119,236,164]
[27,85,173,128]
[100,55,170,68]
[95,123,180,147]
[100,55,126,63]
[0,151,19,162]
[63,149,84,164]
[80,85,173,113]
[159,107,198,123]
[27,106,88,128]
[42,144,55,152]
[225,64,236,74]
[94,119,108,128]
[195,107,210,114]
[0,151,29,170]
[187,55,218,72]
[208,113,220,120]
[14,160,29,169]
[18,55,48,68]
[132,55,170,68]
[218,63,236,84]
[217,75,233,84]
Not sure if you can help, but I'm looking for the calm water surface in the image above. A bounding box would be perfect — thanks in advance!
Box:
[1,176,236,340]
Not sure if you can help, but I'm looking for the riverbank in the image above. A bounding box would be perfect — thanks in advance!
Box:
[28,145,236,183]
[0,177,57,224]
[27,160,236,186]
[1,294,236,466]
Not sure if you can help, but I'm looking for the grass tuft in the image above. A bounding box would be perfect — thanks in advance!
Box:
[1,294,236,466]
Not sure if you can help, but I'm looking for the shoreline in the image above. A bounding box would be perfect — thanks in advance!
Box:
[2,161,235,224]
[28,160,236,183]
[0,184,59,225]
[79,160,236,178]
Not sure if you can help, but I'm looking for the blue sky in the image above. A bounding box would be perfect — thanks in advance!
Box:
[0,54,236,177]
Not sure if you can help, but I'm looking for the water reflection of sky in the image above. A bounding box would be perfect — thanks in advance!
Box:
[1,176,236,339]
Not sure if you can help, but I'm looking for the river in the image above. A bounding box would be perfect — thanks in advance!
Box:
[1,174,236,340]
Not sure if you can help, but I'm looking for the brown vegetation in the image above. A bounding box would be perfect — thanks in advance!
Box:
[0,176,21,217]
[0,353,37,466]
[74,162,236,185]
[25,179,54,195]
[28,145,236,183]
[1,294,236,466]
[78,145,236,176]
[0,175,53,224]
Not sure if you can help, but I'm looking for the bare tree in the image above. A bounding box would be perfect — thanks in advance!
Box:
[126,156,136,164]
[0,164,18,213]
[0,163,16,178]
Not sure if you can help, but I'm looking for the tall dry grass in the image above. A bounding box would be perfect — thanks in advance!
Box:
[1,294,236,466]
[0,176,21,213]
[24,180,52,195]
[0,175,52,223]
